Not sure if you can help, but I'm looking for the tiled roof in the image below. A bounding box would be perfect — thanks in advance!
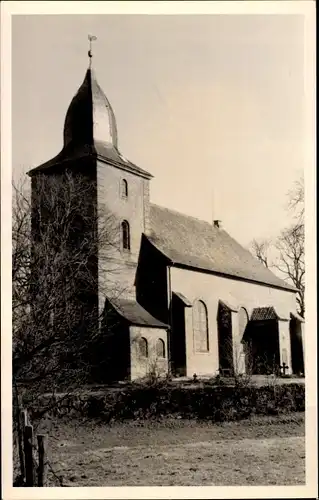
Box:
[250,307,278,321]
[95,141,153,179]
[148,204,296,292]
[109,298,168,328]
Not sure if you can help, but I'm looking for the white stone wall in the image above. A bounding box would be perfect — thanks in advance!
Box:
[96,160,150,309]
[170,266,297,377]
[129,326,168,380]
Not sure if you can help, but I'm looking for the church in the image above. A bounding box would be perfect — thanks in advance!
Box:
[27,56,305,381]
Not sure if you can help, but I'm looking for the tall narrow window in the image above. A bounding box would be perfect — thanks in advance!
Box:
[238,307,249,340]
[121,220,130,250]
[121,179,128,198]
[156,339,165,358]
[193,300,209,352]
[139,337,148,358]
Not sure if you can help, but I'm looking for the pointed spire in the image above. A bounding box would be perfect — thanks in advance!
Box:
[88,34,97,68]
[28,45,153,179]
[63,55,119,149]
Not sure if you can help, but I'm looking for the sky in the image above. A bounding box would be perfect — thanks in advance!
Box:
[12,13,305,247]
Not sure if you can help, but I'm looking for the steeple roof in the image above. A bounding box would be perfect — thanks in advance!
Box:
[28,67,152,179]
[63,68,118,149]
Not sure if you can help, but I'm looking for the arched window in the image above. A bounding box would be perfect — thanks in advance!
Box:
[156,339,165,358]
[193,300,209,352]
[121,220,130,250]
[121,179,128,198]
[238,307,249,340]
[139,337,148,358]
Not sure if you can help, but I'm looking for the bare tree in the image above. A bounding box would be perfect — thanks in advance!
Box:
[12,170,128,482]
[250,176,305,318]
[250,238,271,268]
[287,176,304,224]
[274,176,305,317]
[274,223,305,317]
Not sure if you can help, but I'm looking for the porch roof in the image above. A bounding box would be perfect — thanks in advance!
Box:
[108,298,169,329]
[250,306,289,322]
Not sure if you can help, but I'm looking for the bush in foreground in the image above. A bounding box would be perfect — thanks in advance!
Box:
[33,381,305,423]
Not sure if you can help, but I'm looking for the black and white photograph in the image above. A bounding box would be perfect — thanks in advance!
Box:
[1,1,316,498]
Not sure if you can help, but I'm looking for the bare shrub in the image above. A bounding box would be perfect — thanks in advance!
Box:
[222,335,254,388]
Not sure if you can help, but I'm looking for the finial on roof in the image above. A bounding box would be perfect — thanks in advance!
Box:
[88,34,97,68]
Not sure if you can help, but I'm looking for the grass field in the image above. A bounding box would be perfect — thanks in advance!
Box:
[40,413,305,487]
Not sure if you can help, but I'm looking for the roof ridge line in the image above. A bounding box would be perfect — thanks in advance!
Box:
[96,153,153,179]
[150,203,216,228]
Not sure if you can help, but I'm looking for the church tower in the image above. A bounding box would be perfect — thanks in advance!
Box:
[28,41,153,316]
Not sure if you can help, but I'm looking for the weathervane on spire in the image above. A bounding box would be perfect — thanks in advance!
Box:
[88,34,97,67]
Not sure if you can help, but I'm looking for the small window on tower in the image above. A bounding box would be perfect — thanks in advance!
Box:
[121,179,128,198]
[121,220,130,251]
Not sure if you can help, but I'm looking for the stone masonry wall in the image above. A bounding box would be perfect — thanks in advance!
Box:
[170,266,297,377]
[96,159,151,311]
[129,326,168,380]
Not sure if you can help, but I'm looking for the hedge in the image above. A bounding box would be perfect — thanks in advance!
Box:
[36,382,305,423]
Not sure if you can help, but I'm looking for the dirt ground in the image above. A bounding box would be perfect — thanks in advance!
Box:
[41,413,305,487]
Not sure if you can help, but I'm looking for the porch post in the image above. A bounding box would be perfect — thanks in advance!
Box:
[278,319,293,375]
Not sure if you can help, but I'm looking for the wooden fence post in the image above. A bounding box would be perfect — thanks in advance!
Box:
[37,434,47,486]
[15,396,26,481]
[24,425,35,486]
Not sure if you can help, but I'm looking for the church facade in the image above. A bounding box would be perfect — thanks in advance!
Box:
[28,63,305,381]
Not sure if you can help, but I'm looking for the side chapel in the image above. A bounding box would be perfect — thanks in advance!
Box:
[28,54,305,381]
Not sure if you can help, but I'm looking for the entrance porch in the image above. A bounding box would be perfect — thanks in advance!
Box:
[217,303,304,377]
